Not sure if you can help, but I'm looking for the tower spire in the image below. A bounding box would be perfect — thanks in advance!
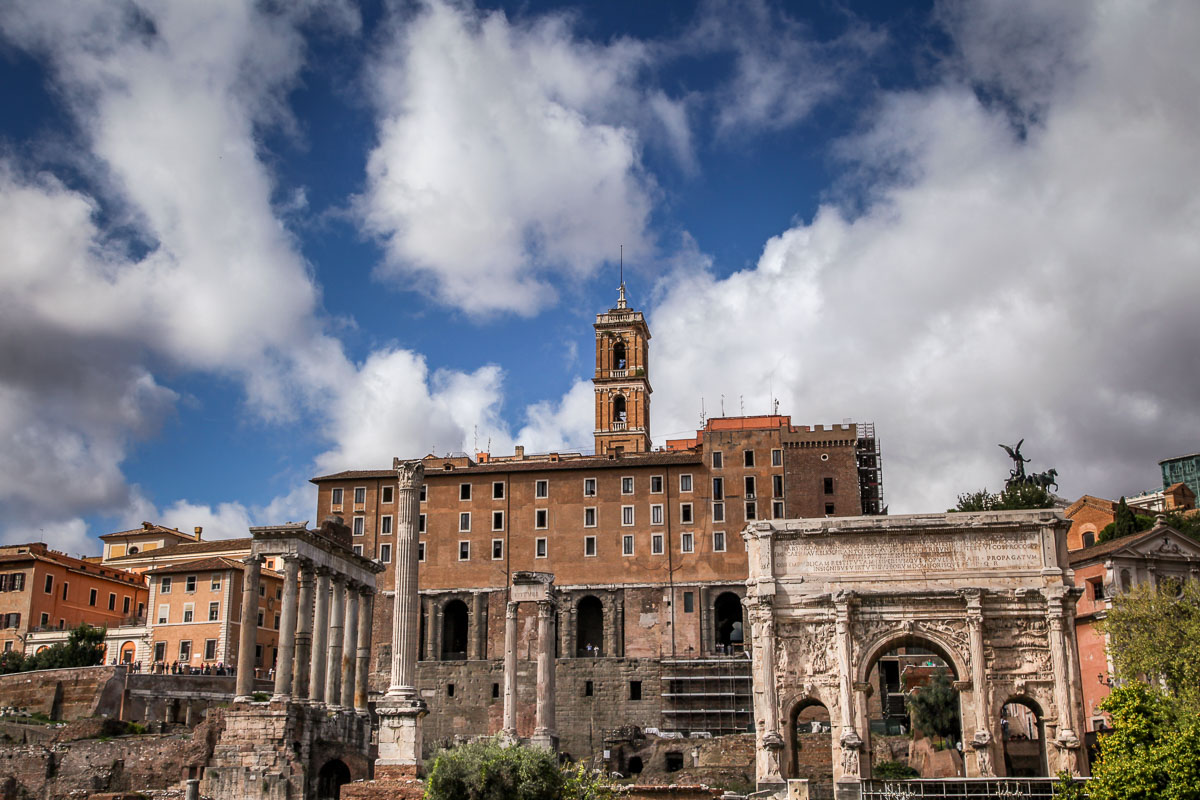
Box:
[617,245,627,309]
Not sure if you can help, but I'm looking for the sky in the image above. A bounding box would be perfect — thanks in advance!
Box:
[1,0,1198,556]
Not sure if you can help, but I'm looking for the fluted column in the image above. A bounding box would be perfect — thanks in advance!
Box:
[354,588,374,713]
[309,568,331,703]
[531,598,558,749]
[272,554,302,701]
[1048,590,1083,772]
[325,574,347,708]
[234,554,263,701]
[387,460,423,697]
[748,595,784,787]
[292,562,314,702]
[833,592,861,783]
[502,601,518,736]
[340,582,360,709]
[964,590,994,776]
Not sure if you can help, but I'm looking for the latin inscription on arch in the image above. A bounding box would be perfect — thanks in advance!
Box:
[774,530,1042,576]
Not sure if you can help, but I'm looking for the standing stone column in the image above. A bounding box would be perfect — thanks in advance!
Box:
[964,589,995,776]
[469,592,486,660]
[1047,591,1083,773]
[234,554,263,702]
[354,588,374,714]
[376,459,429,776]
[502,601,519,736]
[833,591,862,783]
[325,574,347,709]
[309,568,332,703]
[748,596,783,789]
[292,561,315,702]
[272,554,302,701]
[340,582,360,709]
[531,598,558,749]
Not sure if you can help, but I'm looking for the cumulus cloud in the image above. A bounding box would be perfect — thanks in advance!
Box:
[358,0,665,316]
[647,0,1200,512]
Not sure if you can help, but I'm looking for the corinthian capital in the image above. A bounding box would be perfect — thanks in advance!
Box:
[393,457,425,489]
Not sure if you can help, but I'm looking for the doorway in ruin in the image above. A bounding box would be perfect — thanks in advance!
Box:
[576,595,604,656]
[864,636,962,777]
[316,758,351,800]
[713,592,744,653]
[441,599,469,660]
[788,699,832,784]
[1001,698,1047,777]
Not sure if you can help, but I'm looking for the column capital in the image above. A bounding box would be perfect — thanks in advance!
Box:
[330,571,347,586]
[315,565,334,577]
[506,601,519,619]
[242,554,264,568]
[393,457,425,489]
[280,552,302,565]
[536,598,556,617]
[359,584,376,598]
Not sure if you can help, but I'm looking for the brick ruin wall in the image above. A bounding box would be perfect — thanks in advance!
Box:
[0,666,125,721]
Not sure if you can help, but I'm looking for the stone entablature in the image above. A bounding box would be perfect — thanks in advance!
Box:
[744,511,1088,795]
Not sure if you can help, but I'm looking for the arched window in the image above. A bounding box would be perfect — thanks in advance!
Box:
[576,595,604,656]
[441,599,469,660]
[613,341,627,370]
[129,546,139,554]
[613,395,627,423]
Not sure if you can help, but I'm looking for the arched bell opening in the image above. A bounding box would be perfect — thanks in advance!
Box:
[612,394,627,423]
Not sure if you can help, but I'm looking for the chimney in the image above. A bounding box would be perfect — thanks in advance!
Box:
[194,526,203,541]
[142,521,153,530]
[514,445,525,460]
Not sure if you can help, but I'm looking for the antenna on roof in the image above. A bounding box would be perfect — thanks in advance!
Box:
[739,395,744,415]
[720,394,725,416]
[473,426,478,453]
[700,397,706,428]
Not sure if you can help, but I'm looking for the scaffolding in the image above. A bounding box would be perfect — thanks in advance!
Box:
[659,657,753,736]
[856,422,885,515]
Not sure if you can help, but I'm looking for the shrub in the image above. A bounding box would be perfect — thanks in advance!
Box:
[424,737,562,800]
[874,760,919,780]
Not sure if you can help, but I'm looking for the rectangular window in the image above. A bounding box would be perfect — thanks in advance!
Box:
[679,474,693,492]
[381,515,393,535]
[354,486,366,505]
[39,612,48,627]
[161,577,172,593]
[536,538,548,559]
[744,450,755,467]
[459,512,471,532]
[458,541,470,561]
[348,516,363,536]
[183,604,194,623]
[204,639,217,660]
[211,574,221,591]
[680,503,693,524]
[274,613,280,630]
[185,575,196,593]
[825,502,835,515]
[746,501,757,520]
[622,534,634,556]
[382,485,394,504]
[629,680,642,701]
[651,533,664,555]
[331,487,343,507]
[584,507,597,527]
[535,480,548,499]
[419,513,426,533]
[650,475,663,494]
[535,509,548,529]
[353,544,363,556]
[487,539,502,560]
[585,680,594,697]
[108,592,116,610]
[89,588,97,606]
[683,591,694,613]
[44,574,53,594]
[1091,579,1105,600]
[584,478,596,497]
[621,476,634,494]
[154,641,166,662]
[179,640,191,662]
[681,532,694,553]
[209,601,220,621]
[713,531,726,552]
[621,506,634,526]
[773,501,785,519]
[713,502,725,523]
[773,475,784,498]
[651,504,663,525]
[459,483,471,501]
[492,510,505,531]
[380,543,393,563]
[157,605,169,624]
[257,610,265,629]
[420,484,427,502]
[418,542,425,562]
[493,481,505,499]
[122,596,131,614]
[712,451,723,468]
[584,536,597,557]
[713,477,724,500]
[772,448,783,467]
[745,475,756,497]
[62,582,68,601]
[823,477,834,494]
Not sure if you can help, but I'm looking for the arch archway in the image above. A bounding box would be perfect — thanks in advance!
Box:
[576,595,604,656]
[120,641,136,664]
[316,759,351,800]
[1001,697,1047,777]
[441,599,468,660]
[713,592,744,653]
[612,394,627,423]
[613,341,627,370]
[787,698,832,784]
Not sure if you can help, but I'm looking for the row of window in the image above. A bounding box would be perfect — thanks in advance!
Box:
[154,639,219,663]
[158,574,222,594]
[437,530,730,562]
[331,485,391,507]
[0,573,26,592]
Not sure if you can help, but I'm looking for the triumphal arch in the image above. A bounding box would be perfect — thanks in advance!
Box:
[743,510,1088,796]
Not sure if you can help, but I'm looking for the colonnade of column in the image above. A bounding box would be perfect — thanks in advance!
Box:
[501,596,558,748]
[234,552,374,714]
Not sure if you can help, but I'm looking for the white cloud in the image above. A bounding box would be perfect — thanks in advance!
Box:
[358,0,663,316]
[648,0,1200,512]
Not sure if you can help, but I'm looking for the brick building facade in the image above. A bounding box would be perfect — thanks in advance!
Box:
[310,290,885,758]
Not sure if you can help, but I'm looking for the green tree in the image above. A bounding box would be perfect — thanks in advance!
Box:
[0,649,25,674]
[424,737,563,800]
[952,484,1054,512]
[27,624,107,671]
[1098,497,1154,543]
[561,761,616,800]
[906,671,961,747]
[1100,580,1200,713]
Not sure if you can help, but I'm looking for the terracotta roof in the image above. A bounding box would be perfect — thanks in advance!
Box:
[1068,522,1187,564]
[145,557,251,576]
[0,545,145,584]
[99,523,198,542]
[311,450,704,483]
[1064,495,1118,517]
[107,537,252,562]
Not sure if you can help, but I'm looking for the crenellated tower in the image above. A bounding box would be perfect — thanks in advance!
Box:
[593,283,652,454]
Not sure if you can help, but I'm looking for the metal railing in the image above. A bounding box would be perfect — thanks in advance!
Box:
[860,778,1085,799]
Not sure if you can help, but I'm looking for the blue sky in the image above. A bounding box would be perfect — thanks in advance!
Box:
[1,0,1198,555]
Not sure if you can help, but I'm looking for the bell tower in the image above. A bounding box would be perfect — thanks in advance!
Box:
[594,283,652,454]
